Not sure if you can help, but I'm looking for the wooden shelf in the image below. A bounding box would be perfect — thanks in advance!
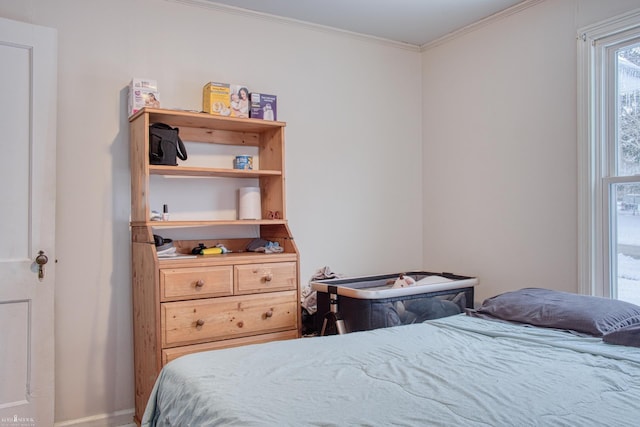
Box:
[157,251,298,267]
[129,107,285,132]
[149,165,282,178]
[131,219,288,227]
[130,107,299,424]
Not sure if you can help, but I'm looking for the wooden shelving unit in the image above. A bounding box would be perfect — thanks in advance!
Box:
[129,108,300,425]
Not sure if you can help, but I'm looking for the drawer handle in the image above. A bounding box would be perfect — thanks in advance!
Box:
[195,319,205,327]
[264,309,274,319]
[264,273,273,282]
[195,280,205,288]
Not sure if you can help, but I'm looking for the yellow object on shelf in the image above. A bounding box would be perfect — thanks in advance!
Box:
[203,82,230,116]
[201,247,223,255]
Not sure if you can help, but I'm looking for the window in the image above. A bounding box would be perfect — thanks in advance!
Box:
[579,9,640,306]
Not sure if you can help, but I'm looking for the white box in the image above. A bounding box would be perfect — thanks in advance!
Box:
[229,84,250,118]
[128,78,159,116]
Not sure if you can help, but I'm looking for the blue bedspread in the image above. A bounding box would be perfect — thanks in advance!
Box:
[142,314,640,426]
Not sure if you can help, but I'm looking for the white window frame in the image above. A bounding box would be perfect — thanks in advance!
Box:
[578,8,640,297]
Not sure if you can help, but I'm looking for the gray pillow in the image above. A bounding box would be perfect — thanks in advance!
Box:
[603,324,640,347]
[467,288,640,336]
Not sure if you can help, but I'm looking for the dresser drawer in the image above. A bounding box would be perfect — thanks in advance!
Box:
[160,266,233,301]
[234,262,297,294]
[162,330,299,365]
[161,290,297,347]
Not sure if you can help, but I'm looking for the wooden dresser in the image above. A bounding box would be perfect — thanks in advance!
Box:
[129,108,300,424]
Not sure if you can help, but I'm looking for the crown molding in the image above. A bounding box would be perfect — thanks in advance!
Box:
[166,0,543,53]
[420,0,545,52]
[165,0,421,52]
[577,6,640,41]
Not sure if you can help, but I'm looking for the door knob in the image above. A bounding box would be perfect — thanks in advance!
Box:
[35,250,48,279]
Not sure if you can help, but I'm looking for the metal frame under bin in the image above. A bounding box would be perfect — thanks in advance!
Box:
[311,271,478,334]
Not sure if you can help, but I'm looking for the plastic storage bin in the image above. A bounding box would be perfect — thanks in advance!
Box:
[311,271,477,333]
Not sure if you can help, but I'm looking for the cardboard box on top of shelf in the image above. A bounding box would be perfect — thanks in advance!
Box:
[129,78,159,116]
[203,82,231,116]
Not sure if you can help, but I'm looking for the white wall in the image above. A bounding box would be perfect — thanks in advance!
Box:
[2,0,639,423]
[0,0,422,424]
[421,0,640,302]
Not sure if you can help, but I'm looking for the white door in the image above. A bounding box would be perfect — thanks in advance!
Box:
[0,17,57,427]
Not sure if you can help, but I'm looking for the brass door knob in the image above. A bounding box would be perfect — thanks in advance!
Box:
[35,250,48,279]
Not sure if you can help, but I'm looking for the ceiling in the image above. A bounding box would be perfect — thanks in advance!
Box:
[205,0,529,46]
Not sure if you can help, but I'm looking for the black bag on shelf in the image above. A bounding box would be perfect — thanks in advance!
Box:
[149,123,188,166]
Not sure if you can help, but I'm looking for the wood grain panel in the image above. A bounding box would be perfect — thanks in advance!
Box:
[161,266,233,301]
[234,262,297,294]
[162,290,297,347]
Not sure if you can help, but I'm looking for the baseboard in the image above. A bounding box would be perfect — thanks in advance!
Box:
[54,409,135,427]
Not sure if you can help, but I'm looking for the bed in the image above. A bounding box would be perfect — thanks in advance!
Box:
[141,288,640,426]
